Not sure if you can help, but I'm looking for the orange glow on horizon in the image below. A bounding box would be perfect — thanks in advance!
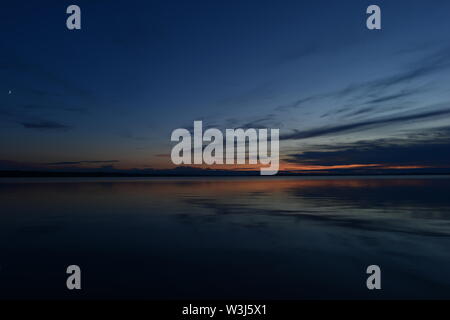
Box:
[170,162,431,172]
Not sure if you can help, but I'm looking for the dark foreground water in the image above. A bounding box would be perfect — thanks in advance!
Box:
[1,176,450,299]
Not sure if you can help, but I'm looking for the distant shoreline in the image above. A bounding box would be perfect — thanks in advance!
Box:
[1,170,450,178]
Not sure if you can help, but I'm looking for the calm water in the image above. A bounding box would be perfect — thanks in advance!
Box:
[1,176,450,299]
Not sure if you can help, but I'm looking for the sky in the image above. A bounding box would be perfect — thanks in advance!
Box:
[1,0,450,173]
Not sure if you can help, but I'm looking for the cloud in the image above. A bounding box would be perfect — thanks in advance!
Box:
[346,106,376,117]
[22,104,89,114]
[274,47,450,116]
[275,96,318,112]
[284,128,450,167]
[119,130,149,141]
[19,120,71,130]
[239,114,282,129]
[46,160,119,166]
[154,154,170,158]
[281,106,450,140]
[365,89,419,105]
[335,48,450,99]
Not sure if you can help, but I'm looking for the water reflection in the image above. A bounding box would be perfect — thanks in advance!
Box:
[1,176,450,299]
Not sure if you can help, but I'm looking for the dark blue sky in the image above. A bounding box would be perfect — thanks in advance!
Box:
[1,0,450,172]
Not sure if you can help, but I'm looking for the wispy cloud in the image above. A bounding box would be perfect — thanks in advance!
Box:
[284,126,450,167]
[119,129,149,141]
[365,89,419,105]
[46,160,120,166]
[22,104,89,114]
[236,114,282,129]
[281,106,450,140]
[275,96,318,112]
[19,120,71,131]
[274,47,450,117]
[335,48,450,100]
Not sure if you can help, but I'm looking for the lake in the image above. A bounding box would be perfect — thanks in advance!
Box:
[1,176,450,299]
